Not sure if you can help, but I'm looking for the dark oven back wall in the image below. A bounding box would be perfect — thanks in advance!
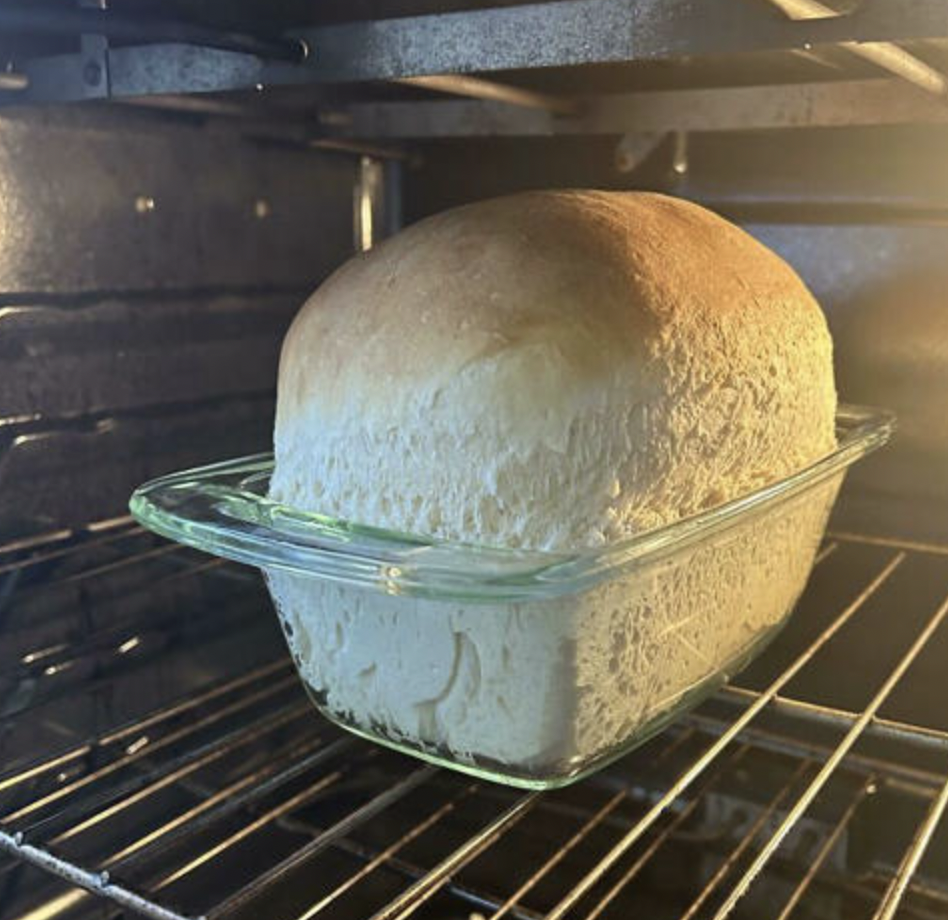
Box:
[405,125,948,543]
[0,104,355,543]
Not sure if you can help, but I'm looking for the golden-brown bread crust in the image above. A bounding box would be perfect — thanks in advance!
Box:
[279,191,819,416]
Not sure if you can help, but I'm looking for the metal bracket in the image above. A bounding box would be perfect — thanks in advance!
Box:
[332,79,948,142]
[7,0,948,106]
[763,0,948,96]
[615,130,689,180]
[353,154,405,252]
[79,0,110,99]
[78,33,109,99]
[614,132,665,173]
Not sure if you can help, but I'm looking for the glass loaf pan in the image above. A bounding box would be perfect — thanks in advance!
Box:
[130,405,893,789]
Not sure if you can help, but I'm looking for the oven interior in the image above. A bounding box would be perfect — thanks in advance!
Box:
[1,3,948,919]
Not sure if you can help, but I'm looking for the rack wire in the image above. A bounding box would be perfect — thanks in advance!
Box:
[1,528,947,920]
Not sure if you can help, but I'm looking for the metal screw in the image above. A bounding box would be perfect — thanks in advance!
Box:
[254,199,270,219]
[135,196,156,213]
[83,59,102,86]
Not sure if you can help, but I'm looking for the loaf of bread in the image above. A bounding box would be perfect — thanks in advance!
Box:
[267,191,839,781]
[272,191,835,549]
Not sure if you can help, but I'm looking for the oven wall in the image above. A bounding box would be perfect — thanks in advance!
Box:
[0,103,355,543]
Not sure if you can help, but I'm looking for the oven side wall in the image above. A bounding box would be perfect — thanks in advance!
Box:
[0,104,355,543]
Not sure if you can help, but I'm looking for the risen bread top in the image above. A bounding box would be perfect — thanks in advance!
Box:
[271,190,836,551]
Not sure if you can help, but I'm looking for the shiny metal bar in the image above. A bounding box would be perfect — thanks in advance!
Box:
[0,515,134,557]
[316,829,544,920]
[111,736,355,876]
[295,785,480,920]
[783,864,947,920]
[336,78,948,139]
[88,514,138,533]
[21,542,186,596]
[775,779,875,920]
[153,768,348,890]
[2,559,232,687]
[583,726,698,803]
[829,530,948,557]
[2,673,300,826]
[150,556,227,587]
[394,75,579,115]
[0,744,92,796]
[709,585,948,920]
[487,730,697,919]
[0,528,73,556]
[871,774,948,920]
[3,738,353,920]
[0,659,291,796]
[787,45,845,71]
[864,868,948,912]
[491,791,628,920]
[370,793,541,920]
[207,765,437,916]
[583,746,752,920]
[679,759,812,920]
[848,42,948,95]
[0,523,143,576]
[104,736,335,869]
[688,712,946,797]
[720,686,948,753]
[764,0,948,95]
[100,658,291,745]
[48,707,316,846]
[0,829,194,920]
[545,551,905,920]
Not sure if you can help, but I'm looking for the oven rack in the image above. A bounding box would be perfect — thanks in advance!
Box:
[0,524,947,920]
[5,0,948,144]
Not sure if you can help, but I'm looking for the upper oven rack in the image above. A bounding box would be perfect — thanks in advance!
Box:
[1,526,947,920]
[4,0,948,142]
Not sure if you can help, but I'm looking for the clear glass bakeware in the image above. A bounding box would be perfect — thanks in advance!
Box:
[130,405,893,788]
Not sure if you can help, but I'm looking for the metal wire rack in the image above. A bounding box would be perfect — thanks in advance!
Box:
[1,524,947,920]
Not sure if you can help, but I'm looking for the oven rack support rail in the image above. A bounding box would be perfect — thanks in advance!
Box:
[0,527,948,920]
[2,0,947,135]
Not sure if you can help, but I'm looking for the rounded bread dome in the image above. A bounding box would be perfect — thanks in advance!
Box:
[271,190,836,551]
